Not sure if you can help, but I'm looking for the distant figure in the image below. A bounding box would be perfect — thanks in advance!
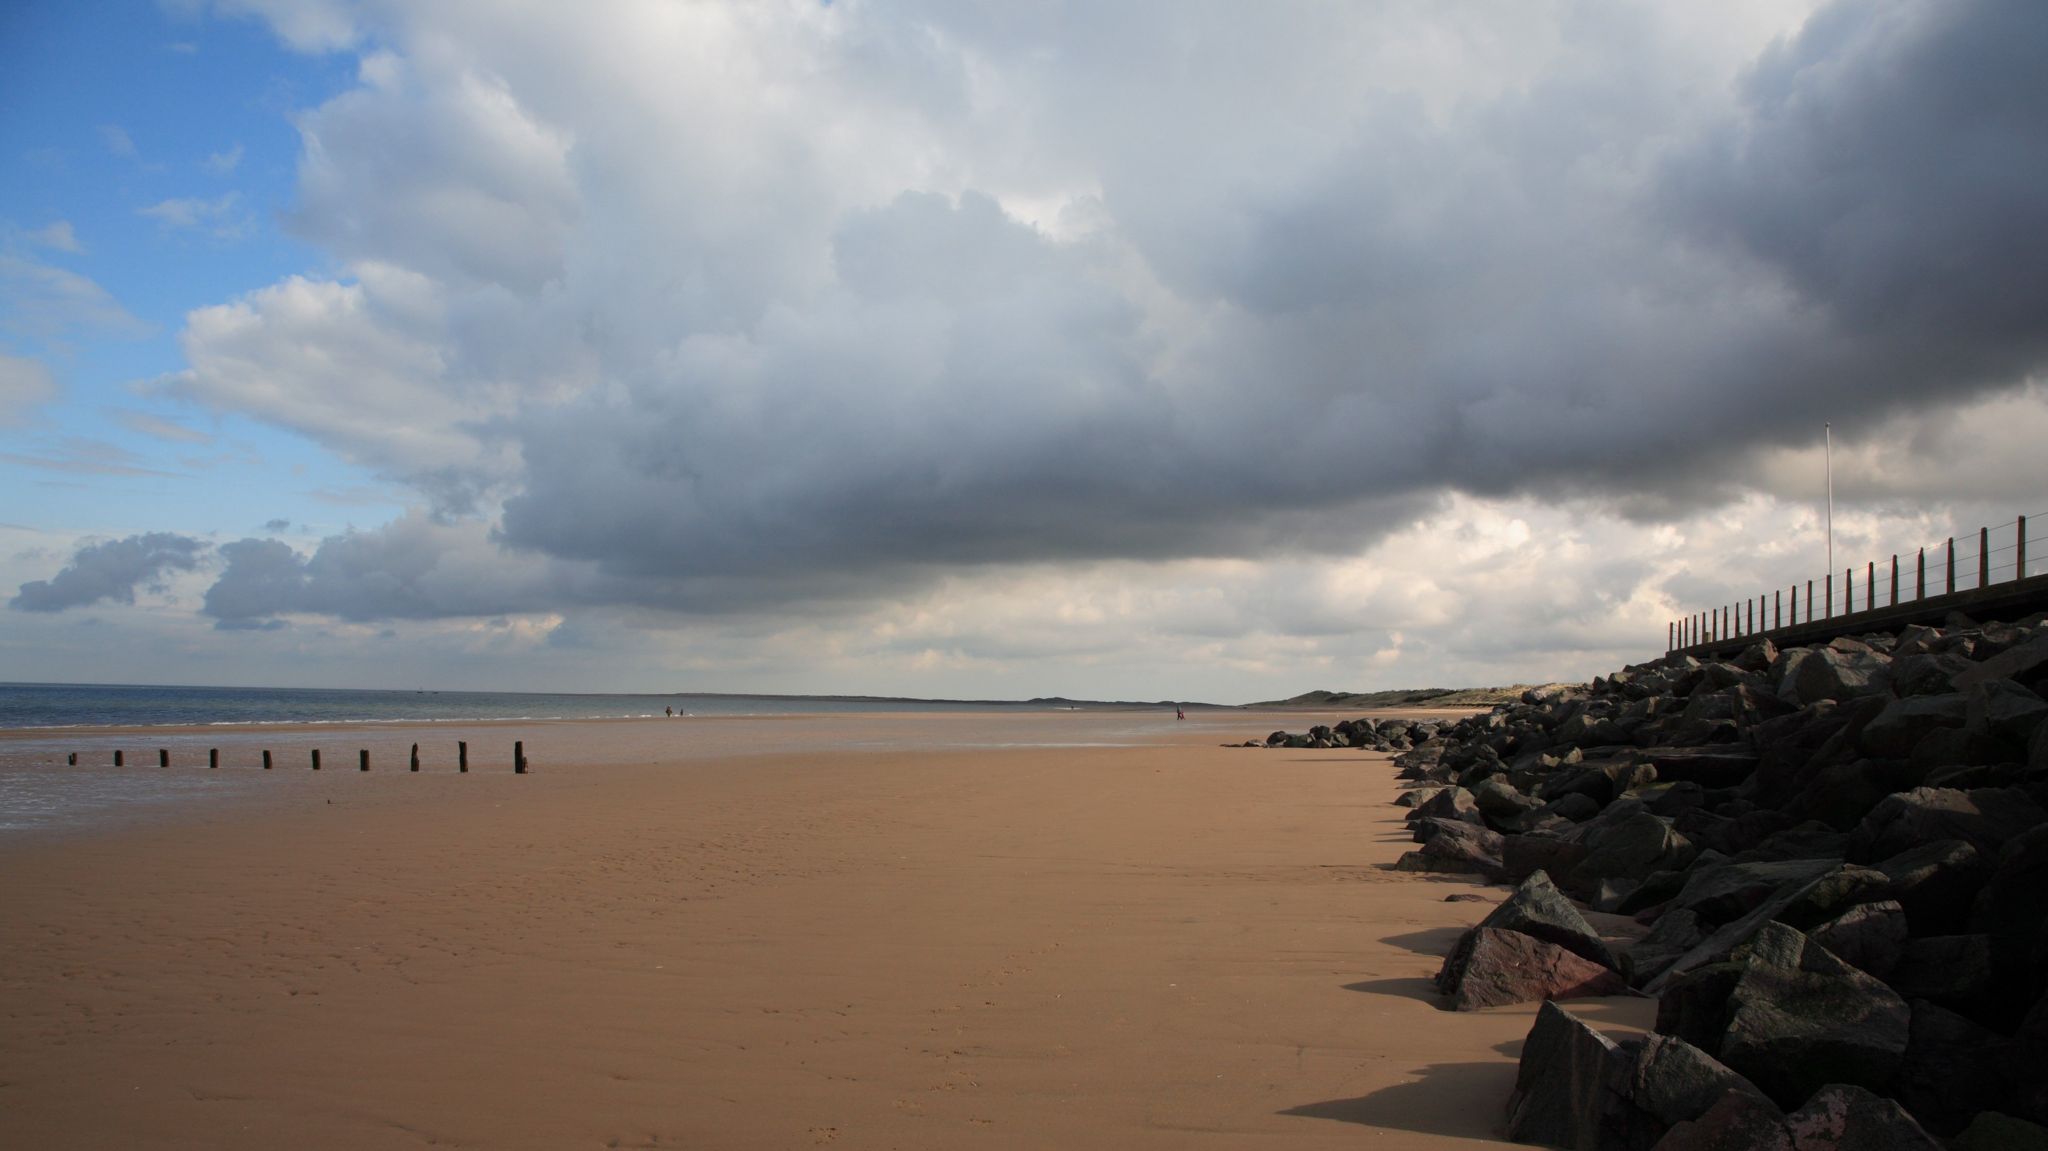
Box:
[665,705,674,717]
[1175,705,1185,721]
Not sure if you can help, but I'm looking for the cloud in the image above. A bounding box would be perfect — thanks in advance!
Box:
[159,0,2048,646]
[97,125,138,159]
[0,352,58,424]
[139,193,253,239]
[203,144,244,175]
[24,221,83,253]
[0,252,149,346]
[10,532,209,613]
[114,410,213,444]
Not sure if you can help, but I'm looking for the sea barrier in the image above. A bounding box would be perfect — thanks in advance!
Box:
[1669,512,2048,658]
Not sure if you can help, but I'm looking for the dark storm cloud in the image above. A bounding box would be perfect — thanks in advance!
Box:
[183,0,2048,625]
[11,532,208,612]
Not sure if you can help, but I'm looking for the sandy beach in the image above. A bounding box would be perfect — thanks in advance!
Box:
[0,710,1652,1149]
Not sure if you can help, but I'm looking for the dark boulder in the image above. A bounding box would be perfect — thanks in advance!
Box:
[1607,1033,1776,1150]
[1781,1083,1942,1150]
[1774,865,1894,933]
[1394,819,1505,879]
[1410,785,1485,827]
[1625,908,1705,989]
[1805,901,1907,980]
[1477,869,1620,971]
[1887,935,1993,1018]
[1436,926,1626,1011]
[1857,694,1968,759]
[1505,1001,1621,1150]
[1890,652,1976,697]
[1505,833,1593,885]
[1670,858,1841,927]
[1849,787,2046,865]
[1970,825,2048,1004]
[1713,922,1912,1107]
[1567,812,1697,896]
[1646,747,1763,789]
[1649,1089,1792,1150]
[1952,1111,2048,1150]
[1877,839,1990,937]
[1966,679,2048,747]
[1783,646,1893,707]
[1889,999,2021,1136]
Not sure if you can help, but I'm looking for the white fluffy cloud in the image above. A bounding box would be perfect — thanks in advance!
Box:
[88,0,2048,693]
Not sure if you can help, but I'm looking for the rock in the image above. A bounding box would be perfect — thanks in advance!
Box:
[1436,926,1627,1011]
[1393,785,1447,808]
[1568,813,1698,895]
[1954,1111,2048,1151]
[1891,652,1977,697]
[1411,785,1486,826]
[1970,825,2048,1003]
[1888,935,1994,1018]
[1444,892,1491,903]
[1610,1032,1776,1145]
[1506,1001,1621,1149]
[1953,633,2048,691]
[1849,788,2047,865]
[1782,1083,1943,1151]
[1966,679,2048,746]
[1877,840,1990,937]
[1774,865,1894,933]
[1805,901,1907,980]
[1784,646,1894,707]
[1729,823,1854,866]
[1394,819,1505,879]
[1472,775,1545,825]
[1645,747,1763,789]
[1890,999,2021,1137]
[1505,833,1593,885]
[1478,870,1621,971]
[1857,694,1969,759]
[1712,923,1913,1108]
[1671,858,1842,927]
[1650,1089,1793,1151]
[1625,908,1705,989]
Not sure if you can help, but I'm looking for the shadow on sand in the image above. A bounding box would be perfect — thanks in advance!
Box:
[1341,975,1439,1003]
[1281,1061,1510,1139]
[1378,925,1465,957]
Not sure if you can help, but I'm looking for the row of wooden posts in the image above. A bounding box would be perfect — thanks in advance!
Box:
[63,740,528,773]
[1670,517,2030,652]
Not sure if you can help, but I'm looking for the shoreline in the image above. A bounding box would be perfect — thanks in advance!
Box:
[0,708,1650,1148]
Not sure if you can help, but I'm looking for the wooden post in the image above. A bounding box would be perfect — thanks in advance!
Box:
[1917,548,1925,600]
[114,750,123,766]
[410,742,420,772]
[1825,573,1832,619]
[2020,515,2028,580]
[1846,568,1853,613]
[159,748,168,768]
[1980,526,1990,588]
[1791,584,1799,626]
[1866,561,1874,612]
[263,749,272,770]
[1749,599,1756,634]
[459,741,469,773]
[312,749,321,771]
[1947,537,1956,594]
[359,749,370,772]
[1775,588,1781,631]
[514,740,527,774]
[209,748,219,769]
[1668,622,1674,652]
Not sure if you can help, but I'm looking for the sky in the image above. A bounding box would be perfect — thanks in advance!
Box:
[2,0,2046,702]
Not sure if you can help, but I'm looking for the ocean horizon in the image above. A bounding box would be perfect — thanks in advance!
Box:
[0,681,1203,731]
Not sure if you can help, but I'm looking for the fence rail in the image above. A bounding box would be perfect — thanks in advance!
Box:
[1667,511,2047,654]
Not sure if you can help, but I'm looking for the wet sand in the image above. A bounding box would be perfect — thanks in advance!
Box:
[0,710,1652,1149]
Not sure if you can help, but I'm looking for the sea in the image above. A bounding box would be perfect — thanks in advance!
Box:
[0,682,1197,837]
[0,681,1076,730]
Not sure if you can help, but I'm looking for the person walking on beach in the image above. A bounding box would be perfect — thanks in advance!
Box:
[1175,705,1185,720]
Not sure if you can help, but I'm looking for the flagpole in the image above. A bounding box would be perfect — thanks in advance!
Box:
[1825,422,1834,587]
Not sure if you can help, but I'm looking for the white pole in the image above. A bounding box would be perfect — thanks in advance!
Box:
[1825,423,1834,592]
